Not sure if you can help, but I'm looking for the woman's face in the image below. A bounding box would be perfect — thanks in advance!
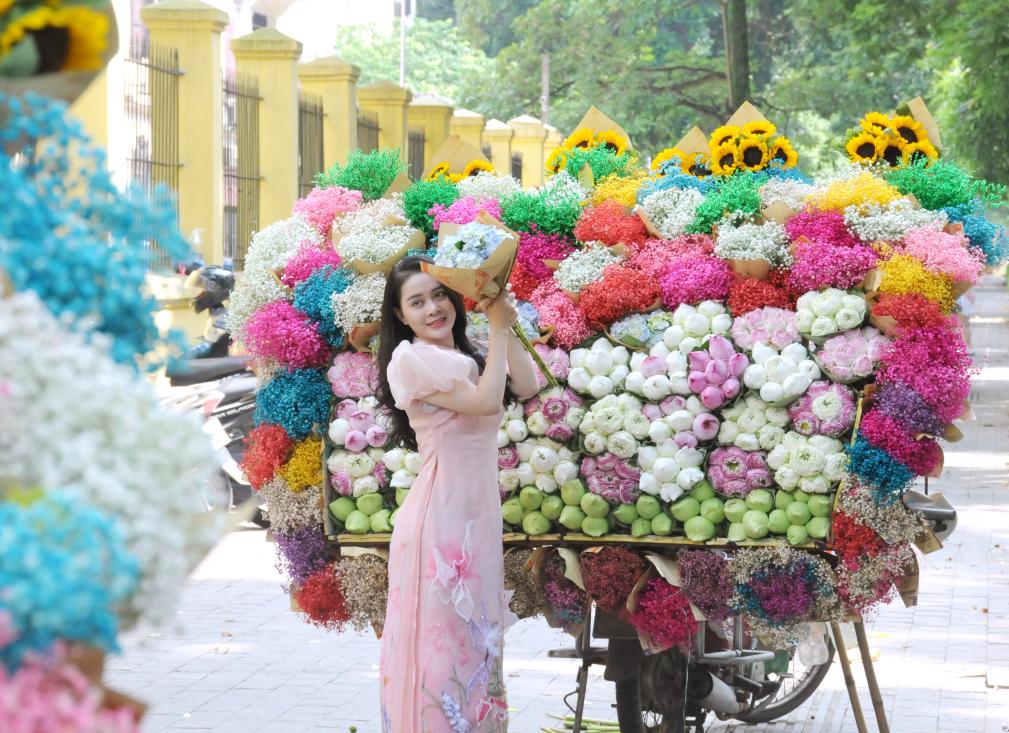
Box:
[396,272,456,346]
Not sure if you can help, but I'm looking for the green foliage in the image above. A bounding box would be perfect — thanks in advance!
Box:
[884,159,1006,211]
[334,18,492,106]
[560,146,636,181]
[500,187,583,237]
[402,178,460,240]
[314,148,406,201]
[688,172,766,234]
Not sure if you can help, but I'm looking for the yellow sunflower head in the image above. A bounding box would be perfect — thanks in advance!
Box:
[425,161,452,181]
[650,147,681,173]
[0,6,110,71]
[563,127,596,150]
[448,173,465,184]
[768,137,798,168]
[742,120,777,140]
[685,153,712,178]
[462,159,494,177]
[737,138,769,171]
[545,147,569,175]
[876,134,906,167]
[594,130,629,156]
[711,141,740,176]
[889,115,927,146]
[846,132,880,165]
[860,112,892,135]
[903,139,939,165]
[710,124,741,148]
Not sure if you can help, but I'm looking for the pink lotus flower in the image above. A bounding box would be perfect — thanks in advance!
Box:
[327,351,379,398]
[331,470,352,496]
[347,410,375,433]
[596,453,618,472]
[498,446,520,469]
[366,424,388,447]
[700,386,725,410]
[640,355,666,378]
[344,431,368,453]
[692,413,720,441]
[546,423,574,442]
[642,403,664,421]
[708,335,735,361]
[335,398,358,420]
[674,432,699,449]
[708,446,769,496]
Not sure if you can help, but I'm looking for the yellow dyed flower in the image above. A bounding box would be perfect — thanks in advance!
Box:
[650,146,681,172]
[595,130,629,156]
[742,120,777,140]
[878,253,954,312]
[807,171,901,213]
[903,139,939,165]
[564,127,596,150]
[462,159,494,177]
[278,437,323,493]
[737,137,769,171]
[876,134,906,168]
[769,137,798,168]
[545,146,568,175]
[425,161,451,181]
[710,141,739,176]
[889,115,926,145]
[846,132,880,165]
[591,170,650,208]
[709,125,740,147]
[859,112,891,135]
[0,6,109,71]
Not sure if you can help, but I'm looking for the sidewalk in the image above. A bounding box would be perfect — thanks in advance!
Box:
[108,278,1009,733]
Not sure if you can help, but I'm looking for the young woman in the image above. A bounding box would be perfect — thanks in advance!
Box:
[375,255,540,732]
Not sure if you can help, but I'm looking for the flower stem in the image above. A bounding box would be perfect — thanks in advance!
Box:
[513,322,558,387]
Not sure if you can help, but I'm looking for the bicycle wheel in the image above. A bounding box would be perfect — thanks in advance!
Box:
[732,634,834,723]
[614,649,688,733]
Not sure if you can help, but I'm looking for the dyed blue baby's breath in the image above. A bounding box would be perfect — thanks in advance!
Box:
[255,368,332,440]
[846,435,914,505]
[293,265,353,345]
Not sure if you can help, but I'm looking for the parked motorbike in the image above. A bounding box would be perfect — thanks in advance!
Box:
[552,496,958,732]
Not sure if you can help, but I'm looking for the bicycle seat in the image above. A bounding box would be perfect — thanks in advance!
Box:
[167,356,251,386]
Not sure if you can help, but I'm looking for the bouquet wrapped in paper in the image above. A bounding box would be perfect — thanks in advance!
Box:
[423,211,558,385]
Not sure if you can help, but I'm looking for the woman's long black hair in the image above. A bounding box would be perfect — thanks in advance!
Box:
[375,255,512,451]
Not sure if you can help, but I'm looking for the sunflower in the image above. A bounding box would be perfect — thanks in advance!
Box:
[687,154,712,178]
[462,159,494,177]
[876,134,906,167]
[737,138,769,171]
[889,115,926,146]
[768,137,798,168]
[742,120,777,140]
[903,139,939,165]
[425,161,452,181]
[594,130,629,156]
[846,132,880,164]
[545,147,569,175]
[709,124,741,148]
[563,127,596,150]
[859,112,891,135]
[0,6,109,71]
[710,141,739,176]
[650,146,681,172]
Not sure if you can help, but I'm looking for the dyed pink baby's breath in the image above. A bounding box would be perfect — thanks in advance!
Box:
[898,227,985,283]
[293,186,363,239]
[787,240,878,294]
[785,210,860,248]
[517,229,576,279]
[281,241,343,287]
[243,300,330,368]
[628,235,715,279]
[658,254,732,308]
[429,196,501,231]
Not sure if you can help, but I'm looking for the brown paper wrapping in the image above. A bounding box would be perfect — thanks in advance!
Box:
[558,547,586,590]
[729,258,772,280]
[925,444,944,479]
[574,105,633,150]
[67,644,148,721]
[532,325,555,346]
[348,321,380,353]
[913,527,943,555]
[635,206,664,239]
[951,280,972,299]
[943,222,964,236]
[673,126,710,157]
[423,135,490,179]
[383,172,412,198]
[905,96,942,150]
[761,200,797,226]
[896,553,920,608]
[941,423,964,442]
[724,101,771,129]
[423,212,520,301]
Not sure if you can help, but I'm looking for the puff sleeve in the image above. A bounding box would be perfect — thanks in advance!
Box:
[387,341,476,410]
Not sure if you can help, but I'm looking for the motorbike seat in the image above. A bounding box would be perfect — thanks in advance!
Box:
[216,375,258,406]
[167,356,251,386]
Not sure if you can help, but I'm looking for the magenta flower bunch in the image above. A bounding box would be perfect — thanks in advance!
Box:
[707,445,772,497]
[788,381,857,438]
[686,335,747,409]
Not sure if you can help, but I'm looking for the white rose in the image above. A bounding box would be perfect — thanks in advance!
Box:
[526,412,549,436]
[352,475,380,497]
[583,432,607,455]
[765,355,797,383]
[765,406,790,427]
[565,407,587,430]
[506,418,529,443]
[668,409,694,432]
[812,289,843,317]
[834,307,863,331]
[781,342,808,363]
[670,374,691,395]
[567,366,591,392]
[810,435,843,455]
[650,341,672,359]
[800,474,830,494]
[498,468,520,491]
[346,453,376,478]
[752,342,778,365]
[656,439,678,458]
[791,445,825,476]
[796,291,817,311]
[737,407,768,434]
[841,293,866,312]
[616,393,642,411]
[798,359,821,380]
[665,351,688,374]
[623,411,652,440]
[795,309,816,332]
[607,431,639,459]
[673,303,696,324]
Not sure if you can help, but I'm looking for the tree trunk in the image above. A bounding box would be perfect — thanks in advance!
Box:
[721,0,751,110]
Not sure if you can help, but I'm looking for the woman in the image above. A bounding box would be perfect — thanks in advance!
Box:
[375,255,540,732]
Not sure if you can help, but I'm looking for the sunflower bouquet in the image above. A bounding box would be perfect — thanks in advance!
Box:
[845,103,940,168]
[707,119,798,177]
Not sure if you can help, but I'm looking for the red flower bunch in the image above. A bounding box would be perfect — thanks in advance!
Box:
[785,210,860,248]
[787,240,878,294]
[580,546,647,616]
[858,409,943,476]
[240,423,294,490]
[573,200,648,247]
[578,264,660,329]
[294,563,350,630]
[727,275,793,316]
[870,292,949,332]
[628,577,699,651]
[658,255,732,308]
[627,235,714,278]
[509,258,541,301]
[831,512,887,570]
[531,280,593,349]
[517,229,576,280]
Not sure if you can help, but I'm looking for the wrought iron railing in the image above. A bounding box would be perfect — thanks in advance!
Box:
[298,92,325,199]
[223,71,261,271]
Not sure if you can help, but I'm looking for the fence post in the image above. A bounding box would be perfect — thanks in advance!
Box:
[407,93,453,171]
[231,28,302,228]
[483,119,514,176]
[297,56,361,169]
[358,80,412,162]
[450,109,485,153]
[508,114,547,188]
[140,0,227,264]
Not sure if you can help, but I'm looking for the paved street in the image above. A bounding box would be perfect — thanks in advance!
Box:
[109,278,1009,733]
